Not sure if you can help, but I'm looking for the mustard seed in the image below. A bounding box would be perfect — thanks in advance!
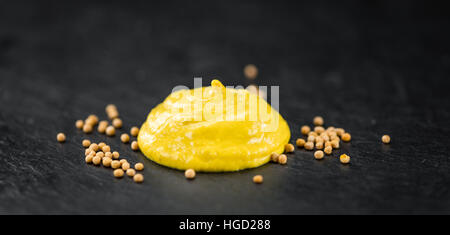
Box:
[315,141,324,150]
[301,125,311,135]
[382,135,391,144]
[112,118,122,129]
[113,169,124,178]
[131,141,139,151]
[340,154,350,164]
[304,142,314,150]
[133,173,144,183]
[82,139,91,148]
[336,128,345,137]
[98,142,106,150]
[314,150,324,160]
[95,152,105,158]
[86,114,99,126]
[314,126,325,134]
[121,162,130,171]
[83,124,93,133]
[285,143,295,153]
[85,148,93,156]
[324,146,332,155]
[278,154,287,164]
[92,156,101,165]
[56,133,66,142]
[111,160,121,169]
[126,168,136,177]
[342,133,351,142]
[102,157,112,167]
[119,159,127,165]
[331,140,340,149]
[89,143,99,151]
[270,153,279,162]
[102,145,111,153]
[106,126,115,136]
[75,120,84,129]
[308,131,318,137]
[130,126,139,137]
[325,141,332,148]
[105,152,112,159]
[244,64,258,80]
[135,163,144,171]
[120,133,130,143]
[112,151,120,159]
[85,155,93,164]
[253,175,263,184]
[296,138,305,147]
[98,120,108,134]
[106,104,119,120]
[185,169,196,179]
[313,116,324,126]
[307,135,315,143]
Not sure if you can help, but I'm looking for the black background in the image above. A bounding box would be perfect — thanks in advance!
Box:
[0,0,449,214]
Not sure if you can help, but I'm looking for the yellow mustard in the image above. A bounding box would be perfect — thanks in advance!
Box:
[137,80,290,172]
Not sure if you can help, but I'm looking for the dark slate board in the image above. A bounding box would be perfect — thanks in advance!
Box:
[0,0,449,214]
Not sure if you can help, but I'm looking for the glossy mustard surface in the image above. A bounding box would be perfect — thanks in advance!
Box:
[137,80,290,172]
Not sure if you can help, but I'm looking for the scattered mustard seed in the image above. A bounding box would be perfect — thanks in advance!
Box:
[75,120,84,129]
[113,169,124,178]
[285,143,295,153]
[105,152,112,159]
[340,154,350,164]
[342,133,351,142]
[56,133,66,142]
[106,126,115,136]
[89,143,99,152]
[314,150,324,160]
[324,146,333,155]
[135,163,144,171]
[270,153,279,162]
[102,157,112,167]
[304,142,314,150]
[112,151,120,159]
[382,135,391,144]
[112,118,122,129]
[111,160,121,169]
[314,126,325,134]
[102,145,111,153]
[98,120,108,134]
[126,168,136,177]
[133,173,144,183]
[130,126,139,137]
[86,114,99,126]
[331,140,340,149]
[83,124,93,133]
[82,139,91,148]
[313,116,324,126]
[106,104,119,120]
[307,135,315,143]
[120,133,130,143]
[95,152,105,158]
[85,155,93,163]
[315,141,324,150]
[325,141,332,148]
[98,142,106,150]
[253,175,263,184]
[244,64,258,80]
[121,162,131,171]
[296,138,305,147]
[278,154,287,164]
[92,156,101,165]
[131,141,139,151]
[119,159,127,165]
[301,125,311,135]
[336,128,345,137]
[185,169,196,179]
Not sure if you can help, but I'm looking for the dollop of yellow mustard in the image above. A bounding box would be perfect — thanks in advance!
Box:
[137,80,290,172]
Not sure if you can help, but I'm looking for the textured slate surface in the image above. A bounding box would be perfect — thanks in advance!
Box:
[0,0,449,214]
